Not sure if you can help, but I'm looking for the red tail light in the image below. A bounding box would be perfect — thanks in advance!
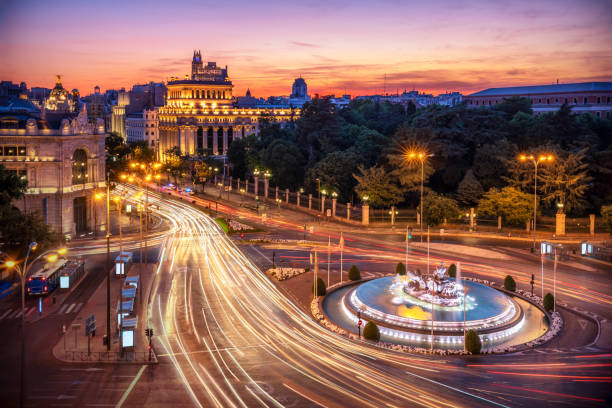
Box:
[28,278,32,282]
[27,288,31,292]
[43,286,48,292]
[41,277,46,282]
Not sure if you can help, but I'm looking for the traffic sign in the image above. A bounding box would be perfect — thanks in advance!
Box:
[358,320,363,327]
[85,314,96,336]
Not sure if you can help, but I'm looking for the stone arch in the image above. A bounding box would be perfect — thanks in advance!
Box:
[72,148,88,185]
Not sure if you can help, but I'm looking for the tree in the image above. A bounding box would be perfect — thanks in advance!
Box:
[306,151,361,201]
[472,139,518,191]
[504,275,516,292]
[539,148,591,214]
[105,132,130,181]
[129,141,156,163]
[465,329,481,354]
[543,293,555,312]
[396,262,406,276]
[353,166,403,208]
[602,205,612,235]
[457,170,483,206]
[164,146,189,184]
[262,139,305,189]
[448,264,457,278]
[0,164,27,207]
[0,165,59,258]
[363,321,380,342]
[419,192,460,226]
[494,96,533,119]
[348,265,361,281]
[312,277,326,296]
[478,187,534,226]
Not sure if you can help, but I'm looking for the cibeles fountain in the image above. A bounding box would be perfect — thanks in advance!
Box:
[323,263,549,351]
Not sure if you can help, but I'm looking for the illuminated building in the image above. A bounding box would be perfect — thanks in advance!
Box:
[465,82,612,118]
[158,50,299,159]
[0,77,106,239]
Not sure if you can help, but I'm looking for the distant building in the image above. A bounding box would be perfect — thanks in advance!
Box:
[0,76,106,238]
[436,92,462,106]
[125,108,159,150]
[0,81,27,98]
[464,82,612,118]
[158,50,298,158]
[289,77,311,107]
[328,94,351,109]
[82,86,107,121]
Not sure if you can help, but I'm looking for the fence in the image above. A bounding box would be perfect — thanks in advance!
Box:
[63,350,156,363]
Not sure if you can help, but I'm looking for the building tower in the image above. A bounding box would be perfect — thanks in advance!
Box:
[191,49,203,80]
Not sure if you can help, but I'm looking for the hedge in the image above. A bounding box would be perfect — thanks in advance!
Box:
[465,329,481,354]
[504,275,516,292]
[396,262,406,276]
[348,265,361,281]
[363,321,380,342]
[311,277,326,296]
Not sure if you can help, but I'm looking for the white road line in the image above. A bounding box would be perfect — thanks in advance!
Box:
[72,303,84,314]
[10,309,21,318]
[65,303,77,314]
[0,309,13,320]
[25,307,35,317]
[115,365,147,408]
[14,308,29,318]
[57,304,69,314]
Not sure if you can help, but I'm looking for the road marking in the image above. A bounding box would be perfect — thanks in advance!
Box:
[25,307,35,317]
[72,303,84,314]
[404,371,510,408]
[115,365,147,408]
[0,309,13,320]
[58,304,69,314]
[65,303,77,314]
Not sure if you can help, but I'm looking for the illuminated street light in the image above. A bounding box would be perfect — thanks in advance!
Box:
[405,150,433,242]
[519,153,554,248]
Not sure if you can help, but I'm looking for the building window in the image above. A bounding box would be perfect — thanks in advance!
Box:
[564,98,568,104]
[597,97,601,104]
[596,112,601,118]
[555,98,558,103]
[608,97,611,104]
[538,99,542,104]
[72,149,88,185]
[5,146,17,156]
[584,97,588,105]
[42,198,48,225]
[18,146,26,155]
[546,98,550,104]
[607,112,611,118]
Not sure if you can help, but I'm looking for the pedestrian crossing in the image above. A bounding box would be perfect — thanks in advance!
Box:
[0,302,83,321]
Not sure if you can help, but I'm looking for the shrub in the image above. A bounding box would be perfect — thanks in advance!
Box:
[504,275,516,292]
[363,321,380,342]
[543,293,555,312]
[311,277,326,296]
[348,265,361,281]
[602,205,612,235]
[214,217,229,233]
[448,264,457,278]
[396,262,406,276]
[465,329,481,354]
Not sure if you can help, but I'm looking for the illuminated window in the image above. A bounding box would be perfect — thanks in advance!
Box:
[72,149,88,185]
[18,146,27,155]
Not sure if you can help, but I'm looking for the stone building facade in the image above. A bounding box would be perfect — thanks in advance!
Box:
[158,51,298,159]
[0,80,107,239]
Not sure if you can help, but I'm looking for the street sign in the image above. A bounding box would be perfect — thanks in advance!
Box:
[85,314,96,336]
[358,320,363,327]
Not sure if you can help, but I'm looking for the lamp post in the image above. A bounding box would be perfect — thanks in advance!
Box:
[316,178,321,204]
[105,171,111,351]
[94,192,104,237]
[2,241,37,408]
[406,151,433,243]
[519,154,554,248]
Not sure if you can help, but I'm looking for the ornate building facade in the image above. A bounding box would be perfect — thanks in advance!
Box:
[0,77,106,239]
[158,51,299,159]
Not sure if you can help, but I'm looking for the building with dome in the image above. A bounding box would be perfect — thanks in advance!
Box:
[289,77,311,107]
[158,50,299,159]
[0,76,106,239]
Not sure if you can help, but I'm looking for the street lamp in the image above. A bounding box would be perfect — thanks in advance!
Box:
[94,192,104,237]
[406,150,433,242]
[2,241,37,408]
[519,154,554,248]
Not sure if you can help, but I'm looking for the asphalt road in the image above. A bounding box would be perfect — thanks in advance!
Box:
[0,185,610,407]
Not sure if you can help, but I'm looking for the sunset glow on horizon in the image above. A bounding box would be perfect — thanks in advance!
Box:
[1,0,610,97]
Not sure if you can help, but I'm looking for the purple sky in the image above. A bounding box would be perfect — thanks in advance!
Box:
[1,0,610,96]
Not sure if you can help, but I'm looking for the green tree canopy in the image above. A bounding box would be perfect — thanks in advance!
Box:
[419,192,460,227]
[353,166,403,208]
[457,169,483,206]
[478,187,534,226]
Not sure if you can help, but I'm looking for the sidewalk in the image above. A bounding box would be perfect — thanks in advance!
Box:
[52,263,157,364]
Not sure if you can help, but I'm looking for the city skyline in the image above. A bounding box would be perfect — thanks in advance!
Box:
[1,0,611,97]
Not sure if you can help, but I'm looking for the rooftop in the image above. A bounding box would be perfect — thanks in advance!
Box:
[468,82,612,97]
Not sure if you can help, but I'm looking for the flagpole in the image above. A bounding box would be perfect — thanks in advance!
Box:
[541,244,544,300]
[428,226,433,354]
[314,251,318,300]
[405,225,409,271]
[327,236,331,287]
[340,232,344,284]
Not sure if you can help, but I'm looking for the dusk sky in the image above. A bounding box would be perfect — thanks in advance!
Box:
[1,0,611,97]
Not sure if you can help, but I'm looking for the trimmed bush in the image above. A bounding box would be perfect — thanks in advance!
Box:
[448,264,457,278]
[363,321,380,342]
[396,262,406,276]
[504,275,516,292]
[348,265,361,281]
[543,293,555,312]
[214,217,229,233]
[311,277,326,296]
[465,329,481,354]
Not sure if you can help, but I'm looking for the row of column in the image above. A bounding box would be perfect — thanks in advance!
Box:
[178,126,231,156]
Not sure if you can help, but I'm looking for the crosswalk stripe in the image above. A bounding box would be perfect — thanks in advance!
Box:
[0,309,13,320]
[57,304,69,314]
[72,303,84,314]
[14,308,26,318]
[65,303,76,314]
[25,308,35,317]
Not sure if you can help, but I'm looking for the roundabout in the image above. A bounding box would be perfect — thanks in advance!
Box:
[323,264,551,352]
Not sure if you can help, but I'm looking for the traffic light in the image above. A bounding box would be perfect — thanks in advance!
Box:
[408,227,412,240]
[150,328,154,337]
[145,328,150,337]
